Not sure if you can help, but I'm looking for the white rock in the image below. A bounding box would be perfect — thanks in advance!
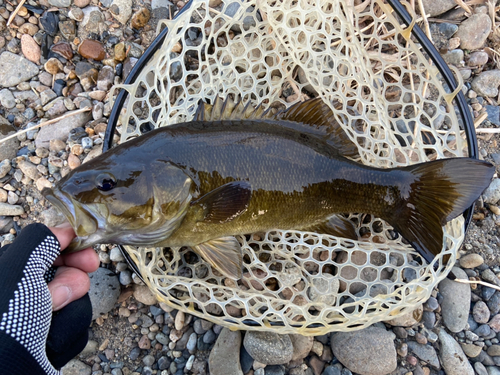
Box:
[0,203,24,216]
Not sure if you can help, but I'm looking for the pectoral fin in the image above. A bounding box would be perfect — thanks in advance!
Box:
[300,215,357,240]
[193,236,243,279]
[192,181,252,223]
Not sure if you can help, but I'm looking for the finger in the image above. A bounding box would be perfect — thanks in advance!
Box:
[48,266,91,311]
[52,247,100,273]
[48,223,76,250]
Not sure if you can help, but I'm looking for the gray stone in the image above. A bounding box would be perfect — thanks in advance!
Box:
[484,179,500,204]
[17,159,41,181]
[468,51,489,67]
[133,285,157,305]
[0,203,24,216]
[438,329,474,375]
[109,246,125,262]
[421,0,456,16]
[429,22,458,50]
[151,0,173,9]
[330,326,397,375]
[40,207,66,227]
[0,121,20,161]
[88,267,121,320]
[0,89,15,109]
[0,159,11,178]
[486,106,500,127]
[0,52,39,87]
[289,334,313,361]
[35,110,92,148]
[442,49,464,66]
[472,70,500,98]
[61,359,91,375]
[487,366,500,375]
[244,331,294,365]
[97,66,115,91]
[209,328,243,375]
[439,267,470,332]
[473,301,491,324]
[40,89,57,106]
[48,0,71,7]
[460,253,484,269]
[407,341,439,368]
[119,270,132,285]
[456,13,491,50]
[475,362,488,375]
[385,305,423,327]
[112,0,133,24]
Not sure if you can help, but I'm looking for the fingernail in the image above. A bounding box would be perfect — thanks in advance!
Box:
[52,286,71,311]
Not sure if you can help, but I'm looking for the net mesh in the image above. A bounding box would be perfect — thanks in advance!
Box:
[111,0,468,334]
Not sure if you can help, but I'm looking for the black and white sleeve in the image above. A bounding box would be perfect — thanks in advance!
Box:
[0,223,92,375]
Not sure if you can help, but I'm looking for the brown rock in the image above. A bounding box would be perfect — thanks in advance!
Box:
[36,177,52,191]
[489,314,500,332]
[138,335,151,349]
[67,153,81,169]
[50,139,67,152]
[309,355,325,375]
[44,57,64,75]
[78,39,105,61]
[18,23,38,35]
[290,334,313,361]
[71,144,84,156]
[52,42,73,60]
[73,0,91,7]
[114,42,127,62]
[131,7,150,29]
[21,34,40,64]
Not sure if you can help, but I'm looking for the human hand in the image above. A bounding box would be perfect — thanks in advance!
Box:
[0,223,99,374]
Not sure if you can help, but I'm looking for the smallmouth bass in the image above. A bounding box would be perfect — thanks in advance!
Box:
[42,98,494,279]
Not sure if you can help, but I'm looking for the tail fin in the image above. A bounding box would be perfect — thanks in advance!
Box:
[389,158,494,265]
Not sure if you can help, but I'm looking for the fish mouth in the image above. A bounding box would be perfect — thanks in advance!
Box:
[43,188,99,242]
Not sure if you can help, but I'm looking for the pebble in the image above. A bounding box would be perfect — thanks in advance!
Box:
[109,247,125,262]
[35,110,92,148]
[0,52,39,87]
[17,159,40,181]
[461,343,482,357]
[20,34,40,64]
[475,362,488,375]
[133,285,157,305]
[131,7,150,29]
[456,13,492,50]
[421,0,456,16]
[112,0,133,24]
[438,329,474,375]
[44,57,64,75]
[209,328,243,375]
[330,326,397,375]
[78,39,106,61]
[407,341,439,368]
[439,267,470,332]
[88,268,120,320]
[489,314,500,332]
[290,334,314,361]
[244,332,294,365]
[473,301,491,324]
[0,89,15,109]
[386,305,423,327]
[468,51,489,67]
[61,359,91,375]
[52,42,73,60]
[138,335,151,349]
[67,153,81,169]
[97,66,115,91]
[175,311,185,331]
[472,71,500,98]
[460,253,484,269]
[0,203,24,216]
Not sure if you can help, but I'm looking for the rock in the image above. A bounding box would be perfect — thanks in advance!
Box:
[468,51,489,67]
[0,203,23,216]
[429,23,458,50]
[461,343,482,358]
[74,0,91,7]
[44,57,64,75]
[487,366,500,375]
[75,62,98,91]
[49,0,71,7]
[61,359,91,375]
[97,66,115,91]
[17,159,41,181]
[0,160,11,178]
[209,328,243,375]
[486,106,500,127]
[385,305,423,327]
[19,23,39,36]
[442,49,464,66]
[473,68,500,97]
[489,314,500,332]
[487,345,500,357]
[456,13,491,50]
[407,341,439,368]
[152,0,173,9]
[133,285,157,305]
[0,89,15,109]
[0,122,19,161]
[20,34,40,64]
[473,301,491,324]
[243,332,294,365]
[439,267,470,332]
[52,42,73,60]
[78,39,106,61]
[67,153,81,169]
[36,177,52,191]
[35,110,92,148]
[68,7,84,21]
[483,178,500,204]
[330,326,397,375]
[40,89,57,106]
[0,52,38,87]
[460,253,484,268]
[421,0,456,16]
[438,329,474,375]
[111,0,133,24]
[40,12,58,37]
[131,7,150,29]
[289,334,314,361]
[88,268,121,320]
[59,20,76,40]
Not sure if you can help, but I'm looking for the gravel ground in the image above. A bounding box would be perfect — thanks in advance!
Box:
[1,0,500,374]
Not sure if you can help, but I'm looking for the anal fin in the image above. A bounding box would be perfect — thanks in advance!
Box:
[193,236,243,279]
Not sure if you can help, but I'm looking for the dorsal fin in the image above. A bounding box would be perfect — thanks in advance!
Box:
[194,97,359,159]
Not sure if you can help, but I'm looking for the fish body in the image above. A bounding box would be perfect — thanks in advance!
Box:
[43,99,494,279]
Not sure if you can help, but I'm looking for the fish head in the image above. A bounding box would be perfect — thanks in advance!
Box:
[42,157,193,251]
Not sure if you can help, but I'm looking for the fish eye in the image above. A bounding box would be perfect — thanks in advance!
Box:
[96,173,116,192]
